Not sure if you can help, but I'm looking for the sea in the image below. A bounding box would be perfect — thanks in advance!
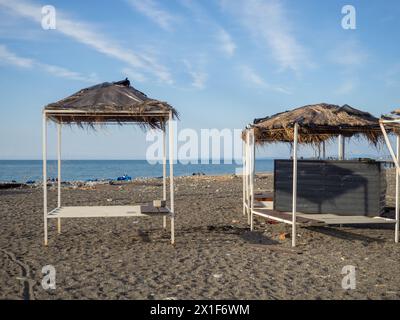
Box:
[0,160,274,183]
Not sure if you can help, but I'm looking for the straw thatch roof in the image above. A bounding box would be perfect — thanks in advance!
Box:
[248,103,383,144]
[381,108,400,121]
[44,78,178,129]
[391,109,400,116]
[380,108,400,134]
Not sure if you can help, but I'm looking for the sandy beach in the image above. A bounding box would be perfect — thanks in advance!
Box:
[1,171,399,300]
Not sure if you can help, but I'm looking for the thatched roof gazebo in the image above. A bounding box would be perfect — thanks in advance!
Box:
[243,103,398,247]
[42,78,177,246]
[250,103,383,145]
[44,78,178,128]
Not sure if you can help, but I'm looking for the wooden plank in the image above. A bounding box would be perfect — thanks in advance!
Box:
[253,209,325,226]
[297,213,396,225]
[47,205,171,218]
[253,209,395,226]
[140,204,170,214]
[254,192,273,201]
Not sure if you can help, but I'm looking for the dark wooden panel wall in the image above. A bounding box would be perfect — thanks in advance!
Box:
[274,160,386,216]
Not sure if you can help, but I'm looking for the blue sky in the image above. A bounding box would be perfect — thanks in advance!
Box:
[0,0,399,160]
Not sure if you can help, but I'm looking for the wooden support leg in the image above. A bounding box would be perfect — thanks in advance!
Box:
[292,123,299,247]
[57,122,62,234]
[163,127,167,230]
[169,112,175,245]
[171,215,175,245]
[43,113,48,246]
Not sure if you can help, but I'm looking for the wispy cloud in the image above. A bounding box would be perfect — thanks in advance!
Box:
[335,78,358,95]
[329,40,368,67]
[330,40,367,94]
[217,28,236,57]
[122,67,147,83]
[180,0,237,59]
[240,65,291,94]
[221,0,310,73]
[384,63,400,88]
[0,45,97,82]
[183,59,207,90]
[0,0,173,84]
[126,0,177,31]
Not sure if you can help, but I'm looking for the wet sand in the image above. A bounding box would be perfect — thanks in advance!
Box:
[0,171,399,300]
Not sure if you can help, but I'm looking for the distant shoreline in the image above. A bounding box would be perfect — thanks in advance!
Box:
[0,159,275,184]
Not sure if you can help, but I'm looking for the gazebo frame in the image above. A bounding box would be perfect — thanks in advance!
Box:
[243,125,398,247]
[42,109,175,246]
[379,118,400,243]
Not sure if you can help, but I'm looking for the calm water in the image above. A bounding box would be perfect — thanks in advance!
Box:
[0,160,274,183]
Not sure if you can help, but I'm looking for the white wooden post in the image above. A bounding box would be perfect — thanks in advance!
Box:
[380,123,400,171]
[162,126,167,229]
[380,122,400,243]
[317,143,321,159]
[396,135,400,243]
[42,113,48,246]
[169,112,175,244]
[246,130,251,224]
[57,122,62,234]
[242,139,246,216]
[292,123,299,247]
[338,135,345,160]
[250,129,255,231]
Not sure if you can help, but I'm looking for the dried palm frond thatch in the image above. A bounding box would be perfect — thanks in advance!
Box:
[247,103,383,145]
[44,78,178,130]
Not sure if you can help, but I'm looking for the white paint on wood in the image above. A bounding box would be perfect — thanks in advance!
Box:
[169,112,175,244]
[292,123,298,247]
[57,122,61,234]
[162,127,167,229]
[42,113,48,246]
[47,206,172,218]
[396,135,400,243]
[250,129,255,231]
[338,134,345,160]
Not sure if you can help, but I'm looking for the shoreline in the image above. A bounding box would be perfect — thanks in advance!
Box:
[0,172,274,188]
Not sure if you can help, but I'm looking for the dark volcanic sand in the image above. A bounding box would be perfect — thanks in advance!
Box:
[0,172,399,300]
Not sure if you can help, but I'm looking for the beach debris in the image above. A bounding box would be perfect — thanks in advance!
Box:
[0,182,27,189]
[153,199,166,208]
[192,172,205,176]
[231,219,239,224]
[107,198,113,202]
[117,174,132,181]
[213,273,223,279]
[278,232,290,241]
